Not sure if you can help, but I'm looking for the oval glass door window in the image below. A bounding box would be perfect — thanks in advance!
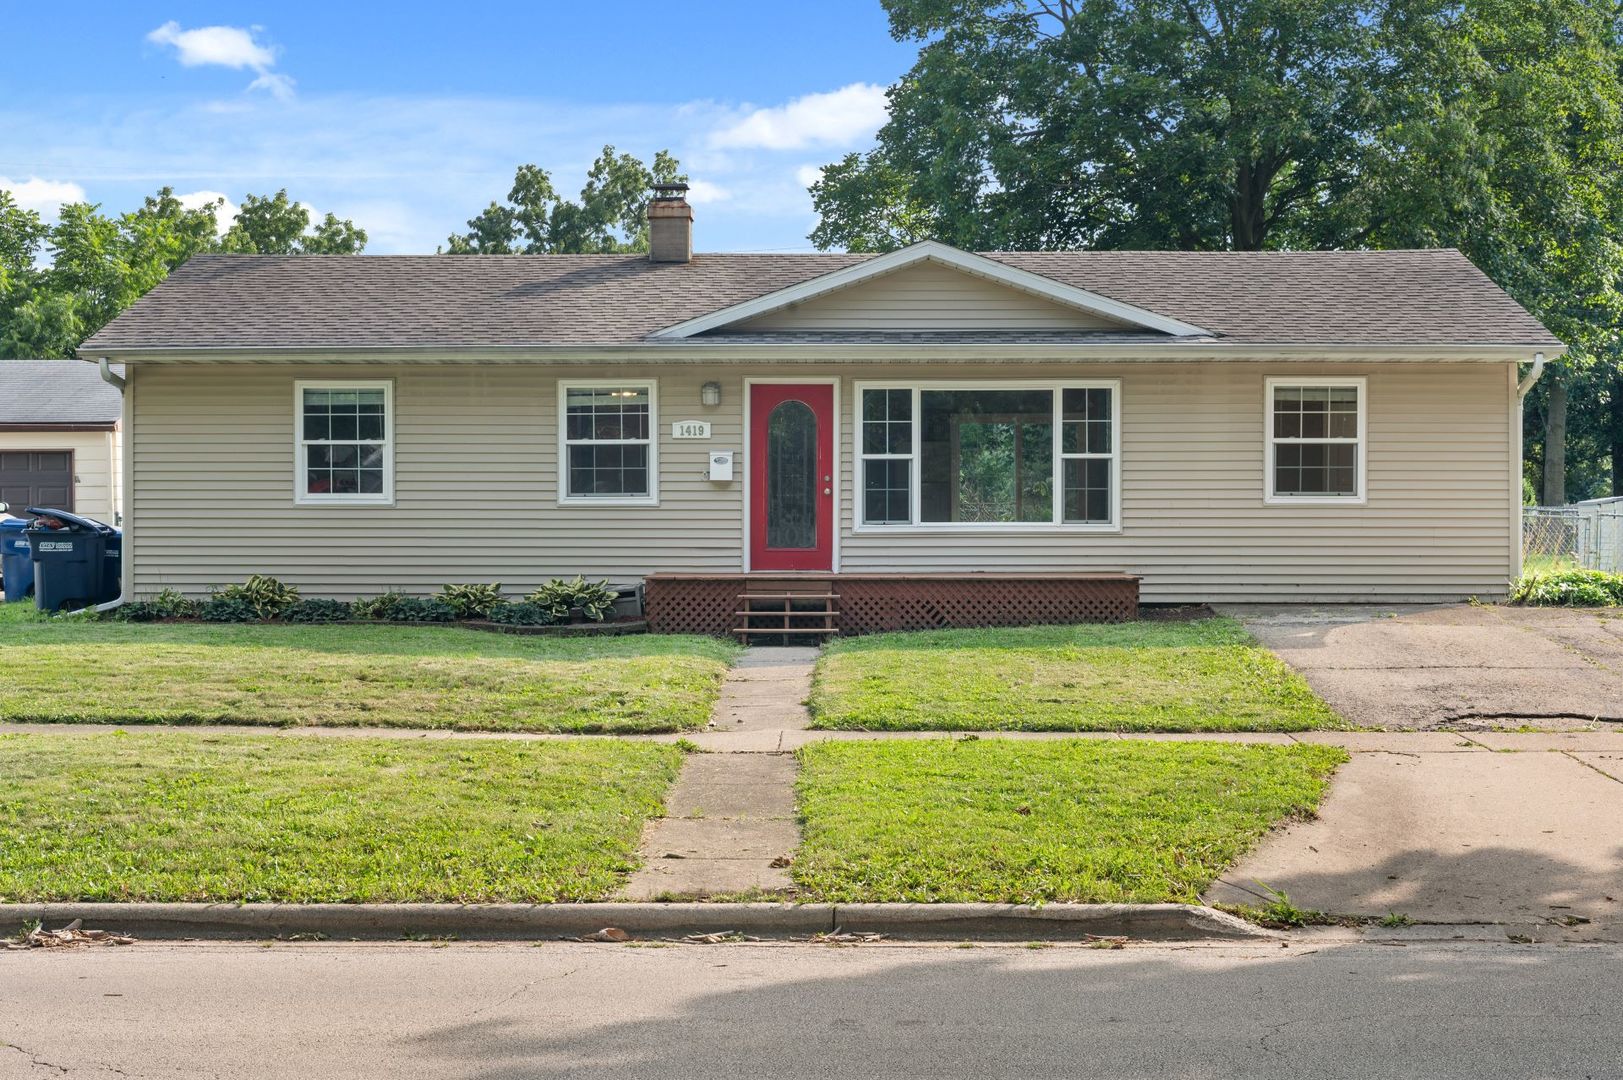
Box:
[766,399,817,549]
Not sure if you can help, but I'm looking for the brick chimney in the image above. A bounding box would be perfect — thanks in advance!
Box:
[648,182,693,263]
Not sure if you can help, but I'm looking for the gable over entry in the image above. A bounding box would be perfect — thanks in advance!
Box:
[650,241,1214,340]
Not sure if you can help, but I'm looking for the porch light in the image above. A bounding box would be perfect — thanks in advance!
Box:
[701,381,722,406]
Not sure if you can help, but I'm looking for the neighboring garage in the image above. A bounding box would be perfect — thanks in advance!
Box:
[0,359,123,523]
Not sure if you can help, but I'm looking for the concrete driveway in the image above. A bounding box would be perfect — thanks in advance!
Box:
[1207,603,1623,928]
[1222,603,1623,729]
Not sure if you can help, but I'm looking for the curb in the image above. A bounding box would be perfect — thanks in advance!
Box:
[0,902,1267,942]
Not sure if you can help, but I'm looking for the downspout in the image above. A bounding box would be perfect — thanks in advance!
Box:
[98,357,125,391]
[1510,352,1547,585]
[93,356,127,613]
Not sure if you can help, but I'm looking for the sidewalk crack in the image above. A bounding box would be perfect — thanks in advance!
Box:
[3,1041,69,1074]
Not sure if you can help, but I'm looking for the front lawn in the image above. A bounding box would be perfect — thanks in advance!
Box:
[793,739,1345,904]
[0,731,682,902]
[809,618,1341,731]
[0,604,737,733]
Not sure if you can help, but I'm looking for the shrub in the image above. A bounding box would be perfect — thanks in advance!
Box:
[485,601,559,627]
[352,592,407,620]
[383,597,456,623]
[113,588,200,622]
[111,602,163,622]
[525,576,620,623]
[439,582,505,619]
[214,574,300,619]
[1508,568,1623,607]
[199,595,261,622]
[282,598,354,623]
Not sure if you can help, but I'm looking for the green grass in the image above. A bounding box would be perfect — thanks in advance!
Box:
[809,618,1342,732]
[793,739,1346,904]
[0,730,683,902]
[0,602,738,733]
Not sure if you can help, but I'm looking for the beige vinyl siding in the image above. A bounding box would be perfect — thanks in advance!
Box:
[737,261,1122,331]
[0,428,122,524]
[126,359,1515,603]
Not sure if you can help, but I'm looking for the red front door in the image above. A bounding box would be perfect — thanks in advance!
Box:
[749,383,834,571]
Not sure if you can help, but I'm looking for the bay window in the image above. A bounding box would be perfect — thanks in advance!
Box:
[857,381,1119,529]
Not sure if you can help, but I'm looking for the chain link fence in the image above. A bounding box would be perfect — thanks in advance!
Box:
[1522,497,1623,574]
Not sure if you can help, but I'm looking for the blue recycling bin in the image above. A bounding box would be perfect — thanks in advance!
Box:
[26,507,122,612]
[1,516,32,602]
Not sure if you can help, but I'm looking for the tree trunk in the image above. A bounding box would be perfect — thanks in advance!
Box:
[1542,374,1567,506]
[1612,374,1623,497]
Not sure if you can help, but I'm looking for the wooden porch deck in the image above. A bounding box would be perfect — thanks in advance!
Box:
[642,572,1140,638]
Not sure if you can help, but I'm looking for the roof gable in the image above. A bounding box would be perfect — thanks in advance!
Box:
[651,242,1212,339]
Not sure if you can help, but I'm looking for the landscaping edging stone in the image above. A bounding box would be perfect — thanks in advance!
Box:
[1,902,1268,942]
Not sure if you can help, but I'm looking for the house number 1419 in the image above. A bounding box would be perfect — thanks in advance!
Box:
[671,421,712,439]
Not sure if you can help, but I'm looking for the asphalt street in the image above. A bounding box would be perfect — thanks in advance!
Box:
[3,939,1621,1079]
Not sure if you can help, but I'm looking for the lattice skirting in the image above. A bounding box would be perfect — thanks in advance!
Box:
[644,574,1139,637]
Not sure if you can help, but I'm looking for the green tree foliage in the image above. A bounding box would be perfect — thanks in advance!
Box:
[811,0,1623,498]
[0,186,366,359]
[444,146,684,254]
[220,190,368,255]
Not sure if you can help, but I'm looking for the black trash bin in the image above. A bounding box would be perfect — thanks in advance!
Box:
[26,507,123,612]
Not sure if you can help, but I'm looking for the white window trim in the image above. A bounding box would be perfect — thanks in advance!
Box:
[852,379,1123,534]
[293,379,395,507]
[1264,376,1368,506]
[557,378,660,507]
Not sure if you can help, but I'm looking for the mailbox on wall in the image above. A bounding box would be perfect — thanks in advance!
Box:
[708,450,735,482]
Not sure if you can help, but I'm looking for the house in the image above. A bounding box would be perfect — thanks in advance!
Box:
[0,359,124,524]
[77,184,1562,633]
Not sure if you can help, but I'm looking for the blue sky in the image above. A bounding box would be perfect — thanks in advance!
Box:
[1,2,917,252]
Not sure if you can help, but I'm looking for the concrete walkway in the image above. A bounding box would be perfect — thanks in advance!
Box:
[618,648,814,900]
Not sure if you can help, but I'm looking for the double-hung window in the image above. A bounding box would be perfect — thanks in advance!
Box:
[295,381,393,504]
[559,381,658,505]
[1266,378,1366,503]
[856,381,1120,529]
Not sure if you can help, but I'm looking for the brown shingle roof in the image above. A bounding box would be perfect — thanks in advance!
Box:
[80,248,1559,351]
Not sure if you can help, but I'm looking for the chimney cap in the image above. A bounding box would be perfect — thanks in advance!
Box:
[651,181,690,201]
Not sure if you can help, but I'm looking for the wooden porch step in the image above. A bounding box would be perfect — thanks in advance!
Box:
[734,610,838,618]
[734,627,840,636]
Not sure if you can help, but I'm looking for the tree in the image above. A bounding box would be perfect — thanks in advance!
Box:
[812,0,1623,499]
[812,0,1414,253]
[0,186,368,359]
[220,190,367,255]
[444,147,685,254]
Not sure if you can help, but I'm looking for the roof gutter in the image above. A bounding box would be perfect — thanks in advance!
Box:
[79,342,1567,365]
[97,357,126,390]
[1516,352,1547,400]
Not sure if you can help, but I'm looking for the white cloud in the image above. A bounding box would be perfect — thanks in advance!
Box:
[685,179,731,205]
[0,176,86,215]
[176,189,238,233]
[795,164,826,189]
[710,83,889,151]
[147,21,294,99]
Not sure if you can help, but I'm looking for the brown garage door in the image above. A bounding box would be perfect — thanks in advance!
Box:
[0,451,73,518]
